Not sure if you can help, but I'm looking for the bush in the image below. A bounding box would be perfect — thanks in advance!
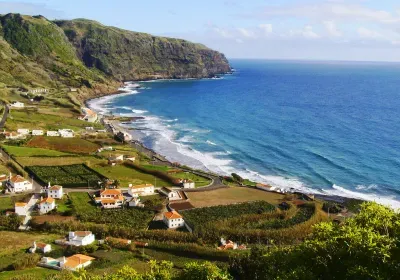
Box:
[12,254,41,270]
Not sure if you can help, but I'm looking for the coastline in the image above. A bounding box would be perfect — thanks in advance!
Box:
[84,82,375,209]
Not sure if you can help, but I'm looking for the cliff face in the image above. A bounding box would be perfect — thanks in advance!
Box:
[55,19,231,80]
[0,14,230,94]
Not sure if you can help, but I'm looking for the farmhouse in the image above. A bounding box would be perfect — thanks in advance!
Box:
[79,107,98,123]
[61,231,96,246]
[47,131,60,137]
[29,241,52,253]
[163,211,185,229]
[256,183,276,192]
[17,128,30,135]
[125,156,136,162]
[32,130,44,136]
[10,101,24,108]
[15,202,28,216]
[7,174,33,192]
[47,185,63,199]
[38,197,56,214]
[182,179,195,189]
[58,129,74,138]
[127,197,144,207]
[40,254,95,271]
[159,187,181,201]
[128,183,154,197]
[95,189,124,209]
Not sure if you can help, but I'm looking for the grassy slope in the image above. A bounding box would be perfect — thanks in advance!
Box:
[2,145,73,157]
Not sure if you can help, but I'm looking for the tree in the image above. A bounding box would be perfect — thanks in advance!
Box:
[179,261,232,280]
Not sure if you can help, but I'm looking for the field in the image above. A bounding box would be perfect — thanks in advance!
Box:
[181,201,275,230]
[26,136,100,154]
[2,145,74,157]
[0,195,28,212]
[69,192,154,229]
[27,164,106,188]
[0,231,61,276]
[187,187,286,208]
[15,156,104,167]
[94,165,173,187]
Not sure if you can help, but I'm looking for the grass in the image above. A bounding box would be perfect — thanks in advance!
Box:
[2,145,74,157]
[187,187,286,208]
[0,197,14,212]
[0,267,57,280]
[15,156,104,167]
[5,109,102,131]
[0,231,61,273]
[56,196,73,214]
[141,165,212,187]
[94,165,172,187]
[26,136,100,154]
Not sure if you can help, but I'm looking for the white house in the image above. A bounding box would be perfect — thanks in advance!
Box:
[47,131,60,137]
[47,185,63,199]
[29,241,52,253]
[15,202,28,216]
[183,179,195,189]
[40,254,95,271]
[159,187,181,201]
[125,156,136,162]
[39,197,56,214]
[58,129,74,138]
[17,128,30,135]
[163,211,185,229]
[79,108,98,123]
[32,130,44,136]
[8,174,33,192]
[128,184,154,197]
[10,101,24,108]
[0,174,8,186]
[65,231,95,246]
[94,189,124,209]
[108,154,124,162]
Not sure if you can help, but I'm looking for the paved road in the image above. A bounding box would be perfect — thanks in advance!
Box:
[19,194,39,230]
[0,103,9,129]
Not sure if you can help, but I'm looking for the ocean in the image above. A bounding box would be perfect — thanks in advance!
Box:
[88,59,400,208]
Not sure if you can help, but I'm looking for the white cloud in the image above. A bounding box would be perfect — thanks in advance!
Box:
[212,27,233,38]
[302,25,320,39]
[237,27,255,38]
[357,27,382,39]
[259,23,273,35]
[0,2,65,19]
[323,21,342,37]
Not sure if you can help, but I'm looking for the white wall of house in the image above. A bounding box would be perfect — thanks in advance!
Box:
[11,180,33,192]
[32,130,44,136]
[10,102,24,108]
[17,129,30,135]
[39,201,56,214]
[47,187,63,199]
[47,131,60,137]
[163,216,185,229]
[68,232,95,246]
[183,181,195,188]
[128,185,154,196]
[15,205,28,216]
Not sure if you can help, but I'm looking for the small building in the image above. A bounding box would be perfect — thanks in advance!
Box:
[85,127,94,131]
[159,187,181,201]
[47,131,60,137]
[10,101,24,108]
[8,174,33,192]
[5,132,24,140]
[70,88,78,92]
[64,231,95,246]
[125,156,136,162]
[47,185,63,199]
[108,154,124,162]
[40,254,95,271]
[128,183,154,197]
[17,128,30,135]
[29,241,52,254]
[182,179,195,189]
[163,211,185,229]
[58,129,74,138]
[0,174,8,186]
[256,183,277,192]
[15,202,28,216]
[32,130,44,136]
[127,197,144,208]
[39,197,56,214]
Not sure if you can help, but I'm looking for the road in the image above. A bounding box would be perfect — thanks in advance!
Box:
[19,194,39,230]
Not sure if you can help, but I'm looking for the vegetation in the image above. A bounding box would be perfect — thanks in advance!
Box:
[2,145,74,157]
[26,164,106,187]
[182,201,275,230]
[26,136,100,154]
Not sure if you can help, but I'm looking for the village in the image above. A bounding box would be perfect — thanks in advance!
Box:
[0,92,354,278]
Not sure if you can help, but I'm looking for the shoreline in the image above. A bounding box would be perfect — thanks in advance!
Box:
[84,81,399,209]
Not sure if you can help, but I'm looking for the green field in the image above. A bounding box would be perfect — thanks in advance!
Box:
[27,136,100,154]
[27,164,106,188]
[0,197,14,212]
[2,145,74,157]
[94,165,172,187]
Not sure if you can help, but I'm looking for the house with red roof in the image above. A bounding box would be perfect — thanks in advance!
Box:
[163,211,185,229]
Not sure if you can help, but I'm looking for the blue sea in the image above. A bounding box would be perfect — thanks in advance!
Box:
[89,60,400,208]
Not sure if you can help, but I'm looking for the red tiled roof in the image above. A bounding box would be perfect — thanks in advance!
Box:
[164,211,182,220]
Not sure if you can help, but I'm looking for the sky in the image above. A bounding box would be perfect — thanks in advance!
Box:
[1,0,400,61]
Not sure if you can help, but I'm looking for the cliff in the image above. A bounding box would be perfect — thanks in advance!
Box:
[0,14,230,95]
